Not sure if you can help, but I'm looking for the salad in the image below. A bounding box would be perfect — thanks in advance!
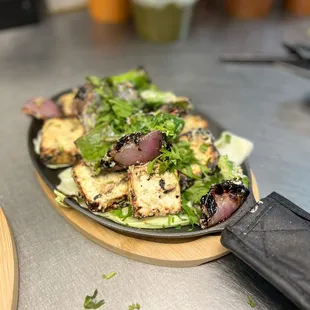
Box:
[23,67,253,230]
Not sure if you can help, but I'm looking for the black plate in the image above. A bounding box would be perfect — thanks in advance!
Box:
[28,89,256,240]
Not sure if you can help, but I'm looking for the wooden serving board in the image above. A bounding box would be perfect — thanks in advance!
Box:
[0,208,19,310]
[36,172,259,267]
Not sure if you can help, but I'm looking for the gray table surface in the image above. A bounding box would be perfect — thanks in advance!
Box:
[1,9,309,310]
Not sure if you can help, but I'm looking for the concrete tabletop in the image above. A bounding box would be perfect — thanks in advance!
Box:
[0,10,309,310]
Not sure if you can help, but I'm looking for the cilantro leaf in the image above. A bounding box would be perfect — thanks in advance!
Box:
[128,303,141,310]
[128,112,184,142]
[148,141,198,177]
[247,295,257,308]
[84,289,105,309]
[102,271,116,280]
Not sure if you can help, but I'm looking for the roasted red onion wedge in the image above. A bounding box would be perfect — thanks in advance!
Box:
[22,97,61,119]
[199,181,250,229]
[108,130,163,167]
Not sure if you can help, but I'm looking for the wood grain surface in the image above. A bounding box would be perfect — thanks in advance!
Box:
[36,171,259,267]
[0,208,19,310]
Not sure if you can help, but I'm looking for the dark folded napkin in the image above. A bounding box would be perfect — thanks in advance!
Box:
[221,192,310,310]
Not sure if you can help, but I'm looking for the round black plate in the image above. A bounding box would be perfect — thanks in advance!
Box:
[28,89,256,239]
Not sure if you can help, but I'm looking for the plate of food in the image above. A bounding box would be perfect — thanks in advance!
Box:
[24,67,254,239]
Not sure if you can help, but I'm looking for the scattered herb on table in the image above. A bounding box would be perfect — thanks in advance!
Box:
[128,303,141,310]
[102,271,116,280]
[247,295,257,308]
[84,289,105,309]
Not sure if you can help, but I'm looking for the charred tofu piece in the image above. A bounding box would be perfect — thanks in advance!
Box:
[40,118,84,165]
[73,162,129,212]
[181,115,208,135]
[57,89,78,116]
[128,165,181,218]
[180,128,219,175]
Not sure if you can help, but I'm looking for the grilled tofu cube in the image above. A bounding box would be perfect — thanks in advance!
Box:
[57,89,78,116]
[40,118,84,165]
[180,128,219,175]
[181,114,208,135]
[128,165,181,218]
[73,162,129,212]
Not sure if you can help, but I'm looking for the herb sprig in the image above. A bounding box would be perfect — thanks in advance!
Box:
[84,289,105,309]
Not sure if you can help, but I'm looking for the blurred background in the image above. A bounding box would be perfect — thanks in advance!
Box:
[1,0,310,42]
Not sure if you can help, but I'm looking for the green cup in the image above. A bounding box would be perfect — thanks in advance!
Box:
[132,0,196,43]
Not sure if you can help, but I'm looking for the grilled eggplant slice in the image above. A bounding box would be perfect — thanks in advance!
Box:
[40,118,84,166]
[128,165,181,218]
[180,128,219,175]
[72,162,129,212]
[199,181,250,229]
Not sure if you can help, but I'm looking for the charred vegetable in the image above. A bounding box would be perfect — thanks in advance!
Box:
[199,181,249,229]
[22,97,61,119]
[108,130,163,167]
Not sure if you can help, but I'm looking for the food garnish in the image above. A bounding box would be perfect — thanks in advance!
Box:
[128,303,141,310]
[247,295,257,308]
[102,272,116,280]
[84,289,105,309]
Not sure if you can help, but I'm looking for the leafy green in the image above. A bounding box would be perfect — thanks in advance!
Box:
[128,303,141,310]
[128,112,184,142]
[247,295,257,308]
[182,174,223,204]
[84,289,105,309]
[96,208,190,229]
[181,200,199,228]
[140,89,176,110]
[75,125,115,164]
[54,190,70,208]
[86,76,103,87]
[147,141,198,177]
[218,155,249,187]
[109,207,133,221]
[107,67,150,90]
[102,272,116,280]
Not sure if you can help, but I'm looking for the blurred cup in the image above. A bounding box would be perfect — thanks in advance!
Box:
[285,0,310,16]
[88,0,130,24]
[226,0,274,19]
[132,0,198,43]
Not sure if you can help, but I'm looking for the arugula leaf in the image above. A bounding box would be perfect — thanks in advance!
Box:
[84,289,105,309]
[247,295,257,308]
[102,271,116,280]
[128,303,141,310]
